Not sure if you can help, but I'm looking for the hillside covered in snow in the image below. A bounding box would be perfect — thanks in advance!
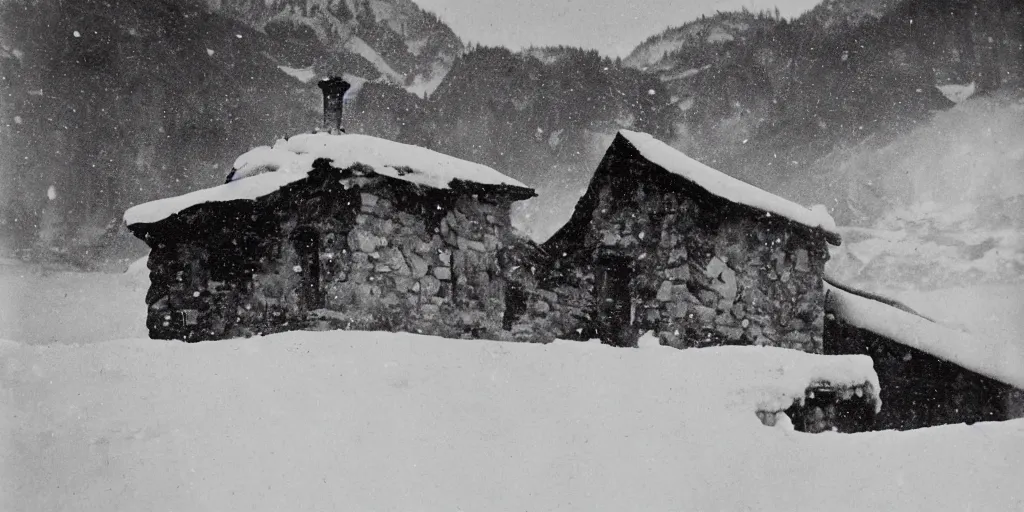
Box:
[207,0,464,95]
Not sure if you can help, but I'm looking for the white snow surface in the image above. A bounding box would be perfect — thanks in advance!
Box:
[826,282,1024,390]
[937,82,976,103]
[4,269,1024,510]
[123,133,529,226]
[0,266,147,345]
[619,130,840,241]
[277,64,317,83]
[405,61,449,98]
[898,285,1024,353]
[3,331,1023,511]
[344,35,404,84]
[124,255,149,286]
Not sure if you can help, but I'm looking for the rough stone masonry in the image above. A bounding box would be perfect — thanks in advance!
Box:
[140,168,523,342]
[515,135,832,351]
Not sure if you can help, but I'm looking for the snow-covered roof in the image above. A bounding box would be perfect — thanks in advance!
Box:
[825,282,1024,390]
[124,133,533,226]
[618,130,841,244]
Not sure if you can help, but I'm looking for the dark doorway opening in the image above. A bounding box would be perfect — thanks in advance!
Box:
[292,227,322,310]
[503,283,527,331]
[594,256,636,347]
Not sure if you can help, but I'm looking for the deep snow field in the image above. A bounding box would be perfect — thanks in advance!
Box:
[0,263,148,345]
[2,261,1024,511]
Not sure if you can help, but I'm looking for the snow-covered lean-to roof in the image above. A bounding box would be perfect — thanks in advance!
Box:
[825,281,1024,390]
[123,133,535,226]
[617,130,840,245]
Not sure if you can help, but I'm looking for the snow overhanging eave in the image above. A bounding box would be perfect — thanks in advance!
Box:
[617,130,842,246]
[125,132,536,228]
[825,283,1024,391]
[123,168,536,229]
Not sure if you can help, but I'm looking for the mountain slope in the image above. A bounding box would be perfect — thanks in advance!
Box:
[624,10,781,71]
[0,0,671,259]
[207,0,464,95]
[427,47,672,240]
[3,0,1023,263]
[0,0,321,261]
[799,0,896,30]
[622,0,1024,226]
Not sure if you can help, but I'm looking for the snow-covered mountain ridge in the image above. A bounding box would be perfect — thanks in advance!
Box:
[624,10,779,71]
[207,0,463,96]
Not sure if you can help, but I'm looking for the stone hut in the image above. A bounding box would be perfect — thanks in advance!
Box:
[824,278,1024,430]
[124,78,536,342]
[513,130,842,349]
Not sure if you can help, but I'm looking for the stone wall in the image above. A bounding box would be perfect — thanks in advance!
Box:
[756,381,876,434]
[143,200,283,342]
[499,238,596,343]
[525,175,830,351]
[141,173,519,342]
[142,162,827,350]
[305,186,513,339]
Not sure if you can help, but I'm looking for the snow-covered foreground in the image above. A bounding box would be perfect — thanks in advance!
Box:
[3,264,1024,510]
[3,332,1024,512]
[0,264,147,345]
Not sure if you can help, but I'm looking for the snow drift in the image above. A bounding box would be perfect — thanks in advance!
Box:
[3,331,1023,511]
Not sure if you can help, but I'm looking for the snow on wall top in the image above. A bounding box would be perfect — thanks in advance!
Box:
[124,133,532,226]
[825,282,1024,390]
[618,130,841,244]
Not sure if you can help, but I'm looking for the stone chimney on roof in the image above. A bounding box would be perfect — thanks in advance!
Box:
[317,76,351,135]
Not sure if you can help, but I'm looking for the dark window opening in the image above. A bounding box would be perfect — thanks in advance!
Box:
[594,256,636,347]
[292,227,322,310]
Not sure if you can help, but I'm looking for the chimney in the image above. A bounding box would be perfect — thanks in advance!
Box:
[317,76,351,135]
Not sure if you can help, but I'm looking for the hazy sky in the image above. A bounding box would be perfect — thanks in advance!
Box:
[411,0,823,57]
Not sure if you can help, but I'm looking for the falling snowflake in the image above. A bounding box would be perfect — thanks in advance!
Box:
[73,31,81,38]
[648,89,656,95]
[207,49,215,56]
[293,265,302,273]
[46,185,57,200]
[13,115,22,124]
